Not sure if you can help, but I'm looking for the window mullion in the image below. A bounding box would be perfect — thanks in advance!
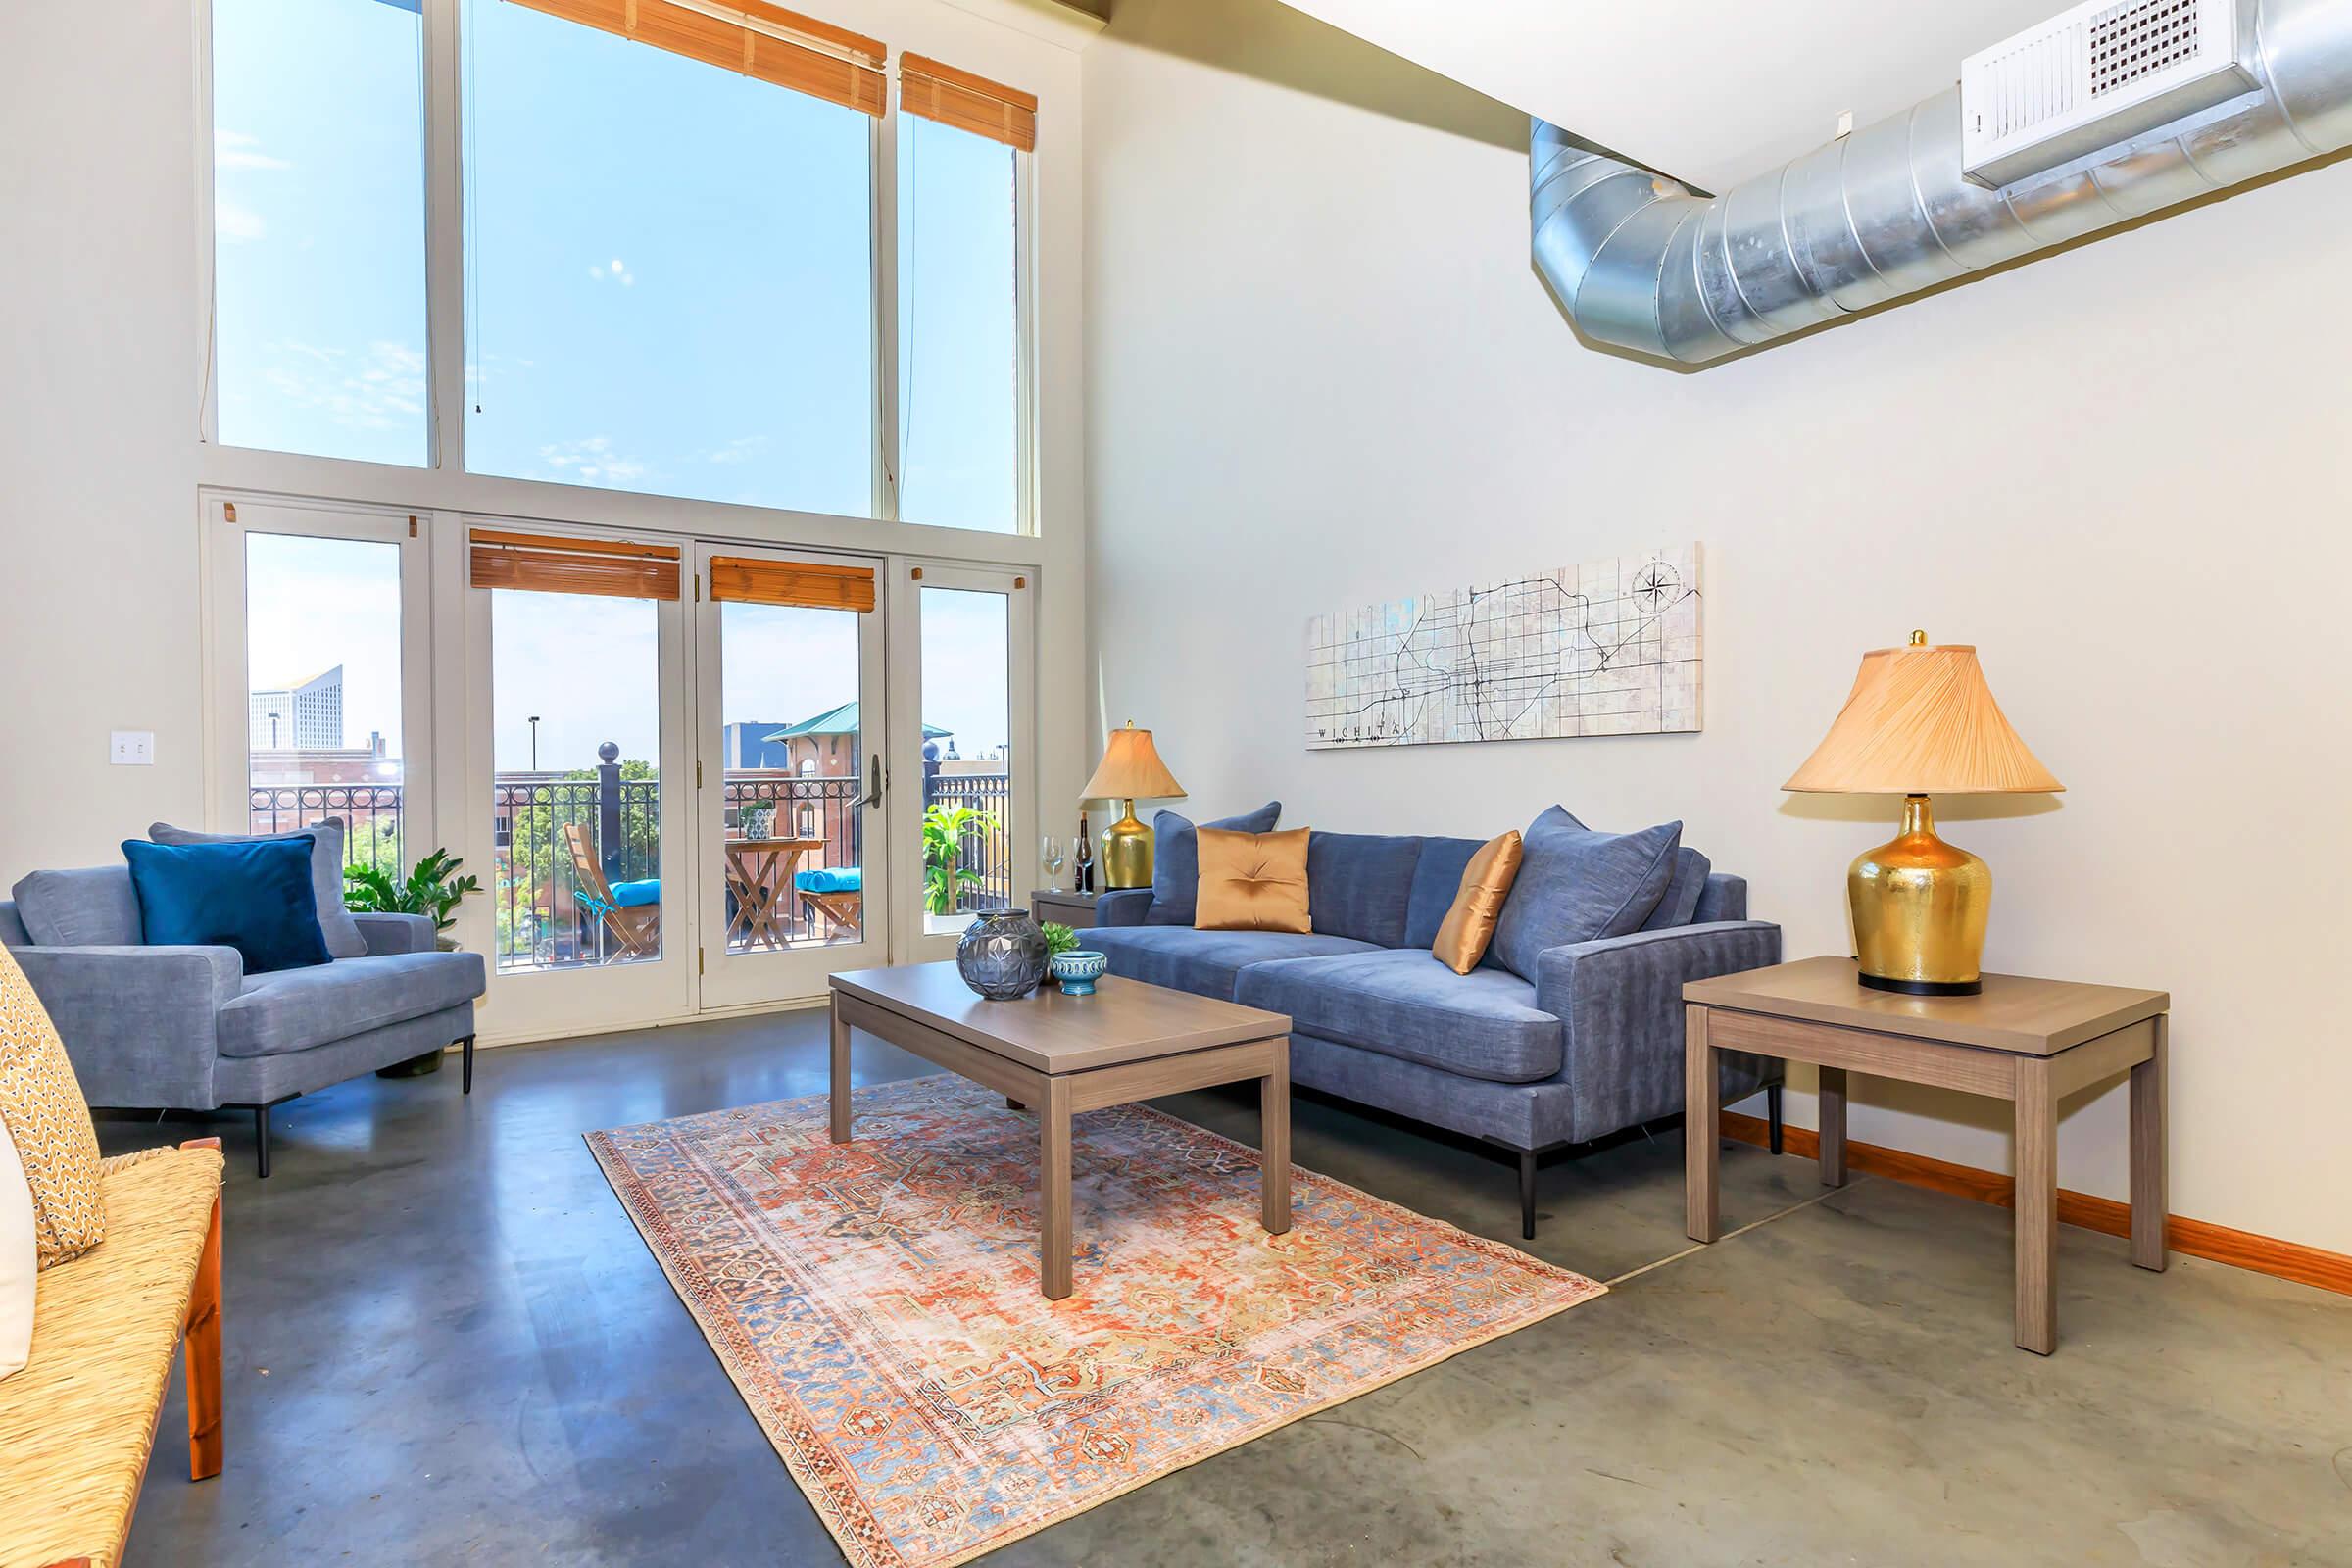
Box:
[423,0,467,474]
[873,103,902,524]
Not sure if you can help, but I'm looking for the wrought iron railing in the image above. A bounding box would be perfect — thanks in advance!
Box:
[249,784,405,875]
[922,768,1014,915]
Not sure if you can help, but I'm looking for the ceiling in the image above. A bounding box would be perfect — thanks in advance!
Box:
[1272,0,2067,190]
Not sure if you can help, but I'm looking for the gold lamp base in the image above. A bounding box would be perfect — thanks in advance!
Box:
[1849,794,1989,997]
[1100,799,1154,889]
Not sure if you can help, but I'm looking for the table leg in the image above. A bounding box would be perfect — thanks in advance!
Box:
[2014,1057,2058,1355]
[2131,1015,2169,1272]
[828,996,852,1144]
[1041,1077,1073,1300]
[1817,1065,1849,1188]
[1685,1004,1720,1243]
[1261,1048,1292,1235]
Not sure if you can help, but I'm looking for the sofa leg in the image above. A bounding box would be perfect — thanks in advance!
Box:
[254,1103,271,1179]
[1768,1084,1785,1156]
[1519,1148,1538,1241]
[461,1034,476,1096]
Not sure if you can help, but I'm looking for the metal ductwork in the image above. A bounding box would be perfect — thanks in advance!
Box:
[1530,0,2352,366]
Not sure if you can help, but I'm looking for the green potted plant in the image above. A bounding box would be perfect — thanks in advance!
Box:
[739,798,779,840]
[922,803,1000,916]
[346,849,483,1075]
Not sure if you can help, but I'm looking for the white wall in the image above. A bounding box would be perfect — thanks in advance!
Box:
[0,0,1095,915]
[1084,0,2352,1253]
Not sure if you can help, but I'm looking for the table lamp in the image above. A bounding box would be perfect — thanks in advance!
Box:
[1080,721,1186,889]
[1783,631,2062,996]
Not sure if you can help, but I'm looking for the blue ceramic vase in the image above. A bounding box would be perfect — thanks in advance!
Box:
[1050,950,1108,996]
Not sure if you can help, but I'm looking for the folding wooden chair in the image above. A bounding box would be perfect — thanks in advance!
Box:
[563,822,661,960]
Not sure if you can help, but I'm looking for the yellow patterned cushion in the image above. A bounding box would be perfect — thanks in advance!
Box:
[0,945,106,1268]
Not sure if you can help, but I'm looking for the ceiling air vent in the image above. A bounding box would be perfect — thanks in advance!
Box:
[1962,0,2257,188]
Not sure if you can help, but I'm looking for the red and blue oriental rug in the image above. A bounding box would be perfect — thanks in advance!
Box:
[587,1074,1601,1568]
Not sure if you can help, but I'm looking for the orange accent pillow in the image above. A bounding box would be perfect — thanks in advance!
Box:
[1433,831,1524,974]
[1195,827,1312,934]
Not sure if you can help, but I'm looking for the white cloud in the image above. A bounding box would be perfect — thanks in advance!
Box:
[257,339,428,431]
[216,201,267,243]
[701,436,769,466]
[215,129,292,171]
[539,436,648,485]
[589,258,637,286]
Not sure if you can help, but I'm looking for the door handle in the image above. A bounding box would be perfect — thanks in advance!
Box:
[862,754,884,808]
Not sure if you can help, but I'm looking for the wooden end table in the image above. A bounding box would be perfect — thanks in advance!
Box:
[1030,888,1101,929]
[828,962,1293,1299]
[1683,956,2170,1354]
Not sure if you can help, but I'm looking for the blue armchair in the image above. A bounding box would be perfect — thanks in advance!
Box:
[2,866,485,1176]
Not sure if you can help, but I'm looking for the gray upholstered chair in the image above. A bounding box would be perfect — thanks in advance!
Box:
[2,865,484,1176]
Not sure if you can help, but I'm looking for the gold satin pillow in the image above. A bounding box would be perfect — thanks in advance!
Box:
[1433,831,1524,974]
[1195,827,1311,934]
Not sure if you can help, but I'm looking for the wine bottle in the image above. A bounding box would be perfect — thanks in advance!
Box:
[1074,811,1094,894]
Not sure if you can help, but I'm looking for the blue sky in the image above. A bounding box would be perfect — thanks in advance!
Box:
[219,0,1020,775]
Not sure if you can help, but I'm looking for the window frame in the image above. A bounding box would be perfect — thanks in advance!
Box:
[194,0,1041,540]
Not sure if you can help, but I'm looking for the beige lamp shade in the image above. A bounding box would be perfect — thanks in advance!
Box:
[1081,722,1187,802]
[1784,634,2063,796]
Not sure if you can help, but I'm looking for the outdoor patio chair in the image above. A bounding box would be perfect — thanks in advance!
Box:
[563,823,661,960]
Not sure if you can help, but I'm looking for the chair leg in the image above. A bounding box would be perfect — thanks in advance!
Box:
[184,1182,224,1480]
[461,1034,476,1096]
[1768,1083,1785,1155]
[254,1104,271,1179]
[1519,1148,1538,1241]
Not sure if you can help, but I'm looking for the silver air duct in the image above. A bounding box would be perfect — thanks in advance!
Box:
[1530,0,2352,366]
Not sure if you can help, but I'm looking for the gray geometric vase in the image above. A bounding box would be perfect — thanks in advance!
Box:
[956,909,1049,1000]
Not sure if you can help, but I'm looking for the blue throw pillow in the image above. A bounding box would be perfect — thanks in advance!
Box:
[122,838,334,975]
[1487,812,1683,981]
[1146,802,1281,926]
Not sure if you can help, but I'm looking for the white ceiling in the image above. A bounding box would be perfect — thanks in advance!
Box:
[1273,0,2066,191]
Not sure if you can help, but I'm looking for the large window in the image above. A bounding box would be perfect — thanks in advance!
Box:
[210,0,430,466]
[897,116,1020,533]
[462,0,875,515]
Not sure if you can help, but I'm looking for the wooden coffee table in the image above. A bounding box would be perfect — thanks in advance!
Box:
[827,963,1294,1299]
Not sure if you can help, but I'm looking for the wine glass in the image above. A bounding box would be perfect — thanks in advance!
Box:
[1041,835,1066,892]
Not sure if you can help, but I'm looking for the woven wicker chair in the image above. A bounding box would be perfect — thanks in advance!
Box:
[0,1138,225,1568]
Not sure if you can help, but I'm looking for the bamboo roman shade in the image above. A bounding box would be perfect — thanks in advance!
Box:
[468,528,682,601]
[709,557,876,612]
[900,53,1037,151]
[503,0,888,117]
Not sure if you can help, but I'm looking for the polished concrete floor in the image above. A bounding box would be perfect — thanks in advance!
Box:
[105,1009,2352,1567]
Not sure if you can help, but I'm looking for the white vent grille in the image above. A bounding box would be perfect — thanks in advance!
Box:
[1963,0,2254,188]
[2092,0,2204,96]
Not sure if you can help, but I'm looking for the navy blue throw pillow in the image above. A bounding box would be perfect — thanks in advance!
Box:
[1146,802,1282,926]
[122,837,334,975]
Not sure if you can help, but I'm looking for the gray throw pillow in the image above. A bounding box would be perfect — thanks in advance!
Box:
[1487,812,1683,981]
[10,867,143,947]
[149,819,366,960]
[1146,802,1282,926]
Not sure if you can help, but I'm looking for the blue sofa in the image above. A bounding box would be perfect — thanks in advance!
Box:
[2,864,485,1176]
[1081,826,1783,1237]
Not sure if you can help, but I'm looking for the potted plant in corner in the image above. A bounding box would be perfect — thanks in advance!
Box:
[347,849,483,1076]
[739,798,778,840]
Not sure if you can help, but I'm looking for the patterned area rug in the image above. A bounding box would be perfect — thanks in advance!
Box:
[588,1075,1603,1568]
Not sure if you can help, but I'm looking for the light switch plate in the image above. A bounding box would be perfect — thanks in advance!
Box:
[110,731,155,765]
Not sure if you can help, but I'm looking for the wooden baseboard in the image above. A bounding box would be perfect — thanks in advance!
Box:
[1720,1110,2352,1298]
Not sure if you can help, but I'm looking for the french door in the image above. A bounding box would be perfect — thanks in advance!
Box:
[692,543,892,1009]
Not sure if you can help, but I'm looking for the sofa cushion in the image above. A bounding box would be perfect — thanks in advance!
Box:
[1305,832,1423,947]
[1147,803,1281,926]
[1196,828,1311,933]
[10,868,142,948]
[122,838,333,976]
[1402,837,1484,951]
[217,951,486,1059]
[1086,925,1376,1001]
[1237,949,1563,1084]
[1488,814,1682,982]
[152,820,367,960]
[1639,847,1713,932]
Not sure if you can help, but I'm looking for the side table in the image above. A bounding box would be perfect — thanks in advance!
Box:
[1683,956,2170,1354]
[1030,889,1101,930]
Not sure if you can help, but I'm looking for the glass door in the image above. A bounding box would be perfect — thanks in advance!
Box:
[693,544,890,1008]
[895,564,1035,962]
[465,527,692,1038]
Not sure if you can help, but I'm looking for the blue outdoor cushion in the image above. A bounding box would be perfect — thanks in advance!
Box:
[1306,832,1424,947]
[1487,811,1682,982]
[794,867,862,894]
[609,878,662,908]
[1238,949,1564,1084]
[1087,924,1375,1000]
[1146,802,1281,926]
[122,837,333,975]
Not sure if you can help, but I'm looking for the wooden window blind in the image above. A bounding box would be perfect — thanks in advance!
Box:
[468,528,682,601]
[900,53,1037,152]
[709,557,876,612]
[502,0,887,117]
